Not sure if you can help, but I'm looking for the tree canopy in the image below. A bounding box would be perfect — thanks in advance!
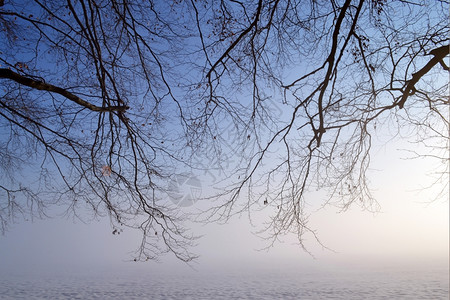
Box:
[0,0,448,262]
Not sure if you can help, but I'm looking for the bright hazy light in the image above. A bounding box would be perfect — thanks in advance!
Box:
[0,133,447,275]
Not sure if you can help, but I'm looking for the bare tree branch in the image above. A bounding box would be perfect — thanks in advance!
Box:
[0,68,128,112]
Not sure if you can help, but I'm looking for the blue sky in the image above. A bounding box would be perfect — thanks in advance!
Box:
[0,0,448,277]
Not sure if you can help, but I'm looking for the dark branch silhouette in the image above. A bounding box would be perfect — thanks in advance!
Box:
[0,68,128,112]
[0,0,448,261]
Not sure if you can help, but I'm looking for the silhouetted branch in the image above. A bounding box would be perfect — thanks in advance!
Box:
[0,68,128,112]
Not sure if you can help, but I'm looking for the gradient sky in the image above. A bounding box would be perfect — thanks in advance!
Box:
[0,128,448,276]
[0,0,448,279]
